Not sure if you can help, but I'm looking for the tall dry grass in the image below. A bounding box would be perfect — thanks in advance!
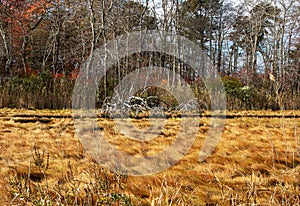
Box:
[0,109,299,205]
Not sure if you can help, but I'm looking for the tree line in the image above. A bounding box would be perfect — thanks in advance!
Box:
[0,0,299,110]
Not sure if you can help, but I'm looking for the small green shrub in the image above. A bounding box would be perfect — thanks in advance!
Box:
[222,76,243,98]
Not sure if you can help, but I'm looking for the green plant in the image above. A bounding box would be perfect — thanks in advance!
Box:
[222,76,243,98]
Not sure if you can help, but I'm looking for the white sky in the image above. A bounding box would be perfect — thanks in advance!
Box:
[135,0,242,16]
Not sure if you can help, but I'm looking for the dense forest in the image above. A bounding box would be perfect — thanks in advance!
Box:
[0,0,299,110]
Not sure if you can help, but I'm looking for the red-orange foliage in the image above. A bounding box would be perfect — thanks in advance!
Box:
[1,0,50,53]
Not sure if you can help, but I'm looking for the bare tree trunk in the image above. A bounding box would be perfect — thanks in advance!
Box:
[217,6,223,74]
[0,22,11,75]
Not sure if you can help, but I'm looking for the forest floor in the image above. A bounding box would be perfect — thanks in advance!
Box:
[0,109,299,205]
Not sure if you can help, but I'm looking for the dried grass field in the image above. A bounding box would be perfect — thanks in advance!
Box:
[0,109,299,205]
